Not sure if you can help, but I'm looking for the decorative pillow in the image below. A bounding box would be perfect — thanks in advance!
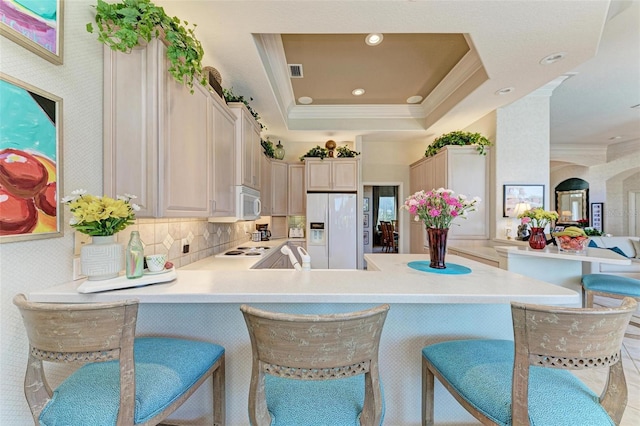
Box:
[588,240,599,248]
[630,239,640,259]
[603,246,628,258]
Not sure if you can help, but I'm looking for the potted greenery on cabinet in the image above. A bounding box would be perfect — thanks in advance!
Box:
[87,0,206,91]
[425,131,492,157]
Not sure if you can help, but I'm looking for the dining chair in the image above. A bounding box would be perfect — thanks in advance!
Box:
[422,297,637,426]
[13,294,226,425]
[240,304,390,426]
[381,222,394,253]
[582,273,640,339]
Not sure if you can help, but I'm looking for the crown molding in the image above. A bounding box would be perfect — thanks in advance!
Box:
[256,33,483,129]
[551,143,607,166]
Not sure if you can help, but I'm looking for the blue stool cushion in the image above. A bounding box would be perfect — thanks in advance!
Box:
[264,374,384,426]
[582,274,640,297]
[39,337,224,425]
[422,339,614,426]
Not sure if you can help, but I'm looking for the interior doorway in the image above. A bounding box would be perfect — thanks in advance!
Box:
[363,185,400,253]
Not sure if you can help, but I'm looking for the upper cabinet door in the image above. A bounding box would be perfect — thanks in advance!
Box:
[288,164,305,215]
[306,160,332,191]
[331,160,358,191]
[229,103,261,190]
[159,74,211,217]
[271,161,288,215]
[210,94,236,216]
[103,39,213,218]
[305,159,358,192]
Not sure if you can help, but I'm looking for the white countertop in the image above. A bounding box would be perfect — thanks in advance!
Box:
[29,250,579,305]
[494,245,632,264]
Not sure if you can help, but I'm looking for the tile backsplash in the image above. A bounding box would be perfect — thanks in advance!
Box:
[111,219,256,268]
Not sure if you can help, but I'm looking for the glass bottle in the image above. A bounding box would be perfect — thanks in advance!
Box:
[126,231,144,278]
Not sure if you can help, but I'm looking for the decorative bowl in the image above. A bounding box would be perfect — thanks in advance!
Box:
[554,236,590,253]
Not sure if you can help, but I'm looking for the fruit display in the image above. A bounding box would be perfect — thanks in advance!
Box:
[552,226,590,253]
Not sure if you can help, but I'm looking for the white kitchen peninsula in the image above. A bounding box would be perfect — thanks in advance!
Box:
[495,245,631,294]
[30,252,578,426]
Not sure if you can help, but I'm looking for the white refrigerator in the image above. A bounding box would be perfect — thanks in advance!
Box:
[306,193,357,269]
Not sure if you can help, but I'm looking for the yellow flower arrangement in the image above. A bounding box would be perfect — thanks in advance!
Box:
[61,189,139,236]
[517,207,558,229]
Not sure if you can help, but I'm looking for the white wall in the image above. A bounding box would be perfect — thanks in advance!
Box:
[550,139,640,236]
[360,138,425,254]
[495,94,551,238]
[1,1,102,422]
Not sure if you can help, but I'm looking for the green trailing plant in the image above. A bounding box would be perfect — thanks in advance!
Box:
[336,145,360,158]
[87,0,206,91]
[299,146,329,161]
[425,131,492,157]
[261,138,275,158]
[223,87,265,130]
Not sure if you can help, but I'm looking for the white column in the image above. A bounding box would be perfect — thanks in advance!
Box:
[494,91,551,239]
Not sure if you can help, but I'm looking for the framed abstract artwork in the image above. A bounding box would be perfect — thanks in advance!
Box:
[503,184,545,217]
[0,0,64,65]
[0,73,63,242]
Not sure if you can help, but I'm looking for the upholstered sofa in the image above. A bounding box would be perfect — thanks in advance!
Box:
[584,236,640,279]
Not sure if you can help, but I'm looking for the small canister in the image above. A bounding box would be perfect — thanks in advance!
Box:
[251,231,261,242]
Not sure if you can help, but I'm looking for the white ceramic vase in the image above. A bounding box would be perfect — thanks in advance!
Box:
[81,235,123,280]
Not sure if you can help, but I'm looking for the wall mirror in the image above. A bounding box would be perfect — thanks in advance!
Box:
[555,178,589,225]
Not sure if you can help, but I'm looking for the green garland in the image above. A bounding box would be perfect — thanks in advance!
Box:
[299,146,329,161]
[87,0,206,91]
[336,145,360,158]
[261,138,275,158]
[425,131,492,157]
[223,87,265,130]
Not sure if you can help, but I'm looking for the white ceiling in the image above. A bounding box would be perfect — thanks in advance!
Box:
[157,0,640,153]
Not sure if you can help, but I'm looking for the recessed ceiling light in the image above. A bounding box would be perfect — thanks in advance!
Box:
[365,33,383,46]
[609,136,622,140]
[539,52,566,65]
[298,96,313,104]
[352,88,365,96]
[495,87,514,95]
[406,95,423,104]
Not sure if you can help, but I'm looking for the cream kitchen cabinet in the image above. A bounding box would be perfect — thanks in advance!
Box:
[259,157,287,216]
[305,158,358,192]
[209,93,237,217]
[408,146,489,253]
[288,164,305,215]
[271,160,288,215]
[229,103,261,190]
[103,39,211,218]
[260,155,272,215]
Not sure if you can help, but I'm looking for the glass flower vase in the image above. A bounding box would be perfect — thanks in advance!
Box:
[528,227,547,250]
[427,227,449,269]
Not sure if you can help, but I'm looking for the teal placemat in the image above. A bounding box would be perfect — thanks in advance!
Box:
[408,261,471,275]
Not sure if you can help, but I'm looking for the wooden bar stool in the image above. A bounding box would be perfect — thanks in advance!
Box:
[582,273,640,339]
[240,304,389,426]
[422,298,636,425]
[13,294,226,425]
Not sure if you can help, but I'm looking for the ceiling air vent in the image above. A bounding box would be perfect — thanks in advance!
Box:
[288,64,303,78]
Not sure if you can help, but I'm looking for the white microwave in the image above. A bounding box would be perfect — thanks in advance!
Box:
[236,186,261,221]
